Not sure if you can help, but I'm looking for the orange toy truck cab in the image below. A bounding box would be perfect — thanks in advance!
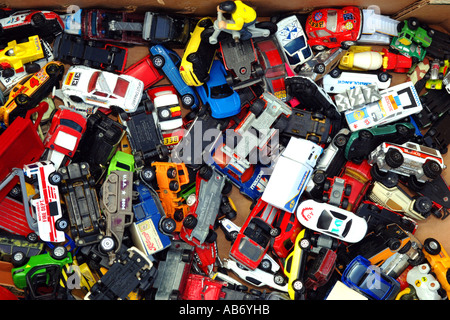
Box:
[422,238,450,296]
[153,162,191,232]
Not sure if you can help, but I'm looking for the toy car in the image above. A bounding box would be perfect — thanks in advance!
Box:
[255,38,288,101]
[53,33,128,73]
[425,58,449,90]
[390,36,426,63]
[275,15,313,71]
[229,199,280,270]
[282,108,333,144]
[0,35,45,75]
[0,61,65,127]
[0,10,64,45]
[305,6,363,51]
[42,108,87,170]
[195,60,241,119]
[422,237,450,297]
[147,85,183,132]
[341,255,401,300]
[297,199,368,243]
[262,137,322,213]
[56,162,104,248]
[58,65,144,114]
[322,68,391,94]
[283,229,309,299]
[149,44,199,109]
[396,17,433,48]
[123,54,163,90]
[22,161,67,243]
[368,181,433,221]
[107,150,135,176]
[368,141,445,185]
[296,46,347,82]
[179,17,216,87]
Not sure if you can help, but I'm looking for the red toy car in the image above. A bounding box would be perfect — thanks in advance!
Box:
[43,108,87,169]
[255,39,288,101]
[123,54,163,90]
[381,48,413,73]
[229,198,280,270]
[305,6,363,51]
[271,210,302,259]
[181,273,226,300]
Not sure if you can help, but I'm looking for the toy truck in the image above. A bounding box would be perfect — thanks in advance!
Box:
[262,137,323,213]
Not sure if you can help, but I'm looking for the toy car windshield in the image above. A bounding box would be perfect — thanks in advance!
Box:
[210,84,234,99]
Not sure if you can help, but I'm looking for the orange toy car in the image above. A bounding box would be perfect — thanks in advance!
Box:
[422,238,450,296]
[152,162,191,232]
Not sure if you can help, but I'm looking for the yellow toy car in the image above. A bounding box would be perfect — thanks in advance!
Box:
[0,60,65,126]
[422,237,450,297]
[339,45,383,71]
[284,229,309,300]
[180,17,216,86]
[425,58,449,90]
[0,35,45,74]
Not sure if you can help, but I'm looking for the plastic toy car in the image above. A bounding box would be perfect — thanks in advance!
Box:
[368,141,445,185]
[149,44,199,109]
[0,35,45,74]
[22,161,67,243]
[195,60,241,119]
[229,199,280,270]
[283,229,309,299]
[58,65,144,114]
[255,39,288,101]
[282,108,333,144]
[107,150,135,176]
[396,17,433,48]
[0,10,64,44]
[53,33,128,73]
[147,85,183,132]
[296,46,347,82]
[404,263,445,300]
[275,15,313,71]
[262,137,322,213]
[42,108,87,170]
[123,54,163,90]
[422,237,450,297]
[180,17,216,87]
[390,36,426,63]
[368,181,433,221]
[0,61,65,127]
[297,199,368,243]
[322,68,391,94]
[341,255,401,300]
[305,6,363,51]
[425,58,449,90]
[344,122,416,163]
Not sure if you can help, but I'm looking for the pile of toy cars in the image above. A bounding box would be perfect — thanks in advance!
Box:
[0,3,449,301]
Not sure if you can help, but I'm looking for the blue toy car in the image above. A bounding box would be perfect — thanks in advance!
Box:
[132,183,172,256]
[195,60,241,119]
[149,44,199,110]
[341,255,401,300]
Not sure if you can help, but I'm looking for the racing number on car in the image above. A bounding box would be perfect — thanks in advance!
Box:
[29,77,41,88]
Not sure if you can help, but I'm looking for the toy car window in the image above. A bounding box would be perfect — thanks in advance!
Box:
[358,270,392,299]
[326,10,338,33]
[113,77,130,97]
[237,237,264,262]
[153,16,171,41]
[88,71,101,93]
[284,37,306,55]
[301,47,312,59]
[243,218,272,248]
[265,65,286,79]
[93,91,108,97]
[317,209,333,230]
[316,29,331,38]
[210,84,233,99]
[60,119,83,133]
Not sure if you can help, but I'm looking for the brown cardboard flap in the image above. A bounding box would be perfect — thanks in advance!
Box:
[393,0,450,31]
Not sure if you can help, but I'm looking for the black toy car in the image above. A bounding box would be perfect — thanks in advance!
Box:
[53,33,128,73]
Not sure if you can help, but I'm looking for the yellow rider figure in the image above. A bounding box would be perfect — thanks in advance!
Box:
[217,1,257,40]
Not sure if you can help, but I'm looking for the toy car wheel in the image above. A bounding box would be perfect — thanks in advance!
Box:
[423,160,442,179]
[99,236,116,254]
[385,149,404,168]
[299,238,311,250]
[46,63,62,76]
[55,217,69,231]
[329,67,342,78]
[26,232,39,243]
[183,215,198,229]
[152,55,165,69]
[413,196,433,215]
[48,172,63,185]
[358,129,373,141]
[181,94,195,108]
[205,229,217,243]
[51,246,68,260]
[270,227,280,237]
[334,133,348,148]
[25,62,41,74]
[378,72,391,82]
[166,167,177,179]
[312,170,326,185]
[31,12,46,27]
[423,238,441,255]
[160,217,176,234]
[341,197,349,209]
[249,98,265,117]
[15,93,30,106]
[2,67,14,78]
[292,279,305,293]
[222,181,232,195]
[341,41,356,49]
[407,18,419,30]
[12,251,28,267]
[273,114,288,132]
[199,165,213,180]
[169,180,179,191]
[141,167,156,183]
[314,63,326,74]
[312,45,326,52]
[71,57,82,65]
[274,273,286,286]
[370,164,388,182]
[386,238,402,251]
[259,259,272,271]
[408,175,426,191]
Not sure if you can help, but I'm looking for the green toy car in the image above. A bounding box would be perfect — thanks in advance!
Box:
[390,37,427,63]
[396,18,434,48]
[11,246,72,290]
[107,150,135,176]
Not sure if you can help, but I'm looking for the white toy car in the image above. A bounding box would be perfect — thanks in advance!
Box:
[406,263,443,300]
[57,65,144,114]
[296,199,368,243]
[322,69,391,94]
[275,15,313,71]
[361,8,399,37]
[147,85,183,132]
[23,161,67,243]
[368,141,446,184]
[262,137,322,213]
